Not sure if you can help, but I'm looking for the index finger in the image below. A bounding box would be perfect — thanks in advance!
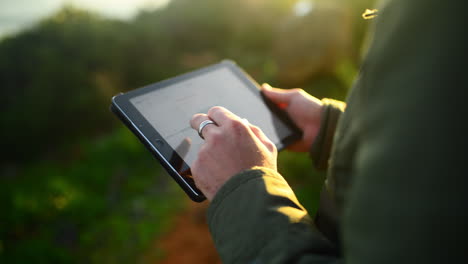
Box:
[207,106,242,126]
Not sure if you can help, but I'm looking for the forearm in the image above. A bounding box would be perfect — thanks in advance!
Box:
[207,167,340,264]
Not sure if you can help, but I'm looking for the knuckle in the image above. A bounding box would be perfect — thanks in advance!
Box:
[291,88,304,96]
[250,125,261,133]
[190,114,198,124]
[228,119,248,135]
[208,106,223,116]
[265,141,277,152]
[191,113,202,120]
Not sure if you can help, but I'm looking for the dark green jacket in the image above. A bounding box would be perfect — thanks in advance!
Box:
[207,0,468,263]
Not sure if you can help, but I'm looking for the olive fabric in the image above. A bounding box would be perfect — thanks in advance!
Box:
[310,99,346,170]
[207,0,468,263]
[207,168,339,263]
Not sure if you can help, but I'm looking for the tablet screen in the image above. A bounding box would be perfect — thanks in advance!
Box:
[129,67,293,168]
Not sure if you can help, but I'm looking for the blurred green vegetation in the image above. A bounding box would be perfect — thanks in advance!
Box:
[0,0,374,262]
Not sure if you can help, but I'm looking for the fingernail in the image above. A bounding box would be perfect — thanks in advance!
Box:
[262,83,272,90]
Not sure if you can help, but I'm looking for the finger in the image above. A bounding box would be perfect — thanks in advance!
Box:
[242,119,274,150]
[190,113,210,130]
[207,106,242,126]
[190,113,219,140]
[248,124,276,152]
[261,83,296,108]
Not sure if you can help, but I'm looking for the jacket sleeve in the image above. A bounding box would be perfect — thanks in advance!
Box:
[310,99,346,170]
[207,167,341,264]
[308,99,345,246]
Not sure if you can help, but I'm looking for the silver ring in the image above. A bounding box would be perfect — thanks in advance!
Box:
[198,120,216,139]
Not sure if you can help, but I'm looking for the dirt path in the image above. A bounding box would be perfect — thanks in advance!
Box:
[145,201,222,264]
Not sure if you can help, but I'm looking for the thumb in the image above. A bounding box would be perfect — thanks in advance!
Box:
[261,83,295,107]
[248,123,276,153]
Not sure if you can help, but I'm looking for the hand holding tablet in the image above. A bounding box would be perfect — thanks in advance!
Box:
[110,60,301,202]
[189,106,278,200]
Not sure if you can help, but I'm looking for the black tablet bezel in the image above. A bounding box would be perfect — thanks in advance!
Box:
[111,60,302,202]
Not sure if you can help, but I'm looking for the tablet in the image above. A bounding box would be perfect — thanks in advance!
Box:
[111,60,301,202]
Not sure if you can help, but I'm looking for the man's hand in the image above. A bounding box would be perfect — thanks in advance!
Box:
[261,83,323,152]
[190,106,277,201]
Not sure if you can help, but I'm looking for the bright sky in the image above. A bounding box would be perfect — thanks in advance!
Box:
[294,0,315,17]
[0,0,170,38]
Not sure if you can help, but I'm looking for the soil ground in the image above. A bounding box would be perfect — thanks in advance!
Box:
[144,201,222,264]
